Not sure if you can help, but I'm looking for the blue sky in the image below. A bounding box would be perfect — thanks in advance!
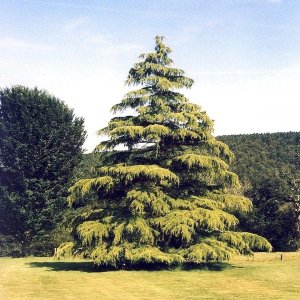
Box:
[1,0,299,151]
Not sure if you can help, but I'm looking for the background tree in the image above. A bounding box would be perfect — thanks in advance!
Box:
[0,86,86,256]
[62,36,271,268]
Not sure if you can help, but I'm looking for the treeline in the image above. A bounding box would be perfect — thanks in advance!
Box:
[219,132,300,251]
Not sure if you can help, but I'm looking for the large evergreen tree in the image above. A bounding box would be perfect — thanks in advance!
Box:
[63,36,271,267]
[0,86,86,256]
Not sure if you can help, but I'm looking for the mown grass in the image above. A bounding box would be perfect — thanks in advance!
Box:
[1,252,300,299]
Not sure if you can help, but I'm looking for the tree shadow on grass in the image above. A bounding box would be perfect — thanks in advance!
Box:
[27,261,97,273]
[180,262,243,271]
[27,261,242,273]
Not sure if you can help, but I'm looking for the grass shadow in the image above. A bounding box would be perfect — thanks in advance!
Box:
[27,261,97,273]
[27,260,242,273]
[180,262,239,271]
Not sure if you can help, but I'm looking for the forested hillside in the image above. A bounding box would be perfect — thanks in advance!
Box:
[219,132,299,184]
[219,132,300,251]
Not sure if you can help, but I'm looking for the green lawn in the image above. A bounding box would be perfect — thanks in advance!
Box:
[1,252,299,299]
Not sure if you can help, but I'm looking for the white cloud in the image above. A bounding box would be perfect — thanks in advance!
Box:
[73,30,142,55]
[95,42,141,55]
[85,34,108,45]
[190,66,300,77]
[21,0,101,10]
[233,0,283,4]
[267,0,282,3]
[0,38,52,51]
[174,20,219,45]
[63,17,87,33]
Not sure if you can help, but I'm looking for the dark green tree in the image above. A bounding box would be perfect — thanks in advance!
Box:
[0,86,86,256]
[61,37,271,267]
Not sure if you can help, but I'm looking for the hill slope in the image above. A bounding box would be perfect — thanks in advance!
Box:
[219,132,300,251]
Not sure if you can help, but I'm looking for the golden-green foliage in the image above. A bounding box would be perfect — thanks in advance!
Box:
[110,125,144,139]
[144,124,170,137]
[152,207,238,243]
[91,243,183,267]
[125,218,156,245]
[174,154,228,170]
[181,238,238,262]
[209,139,235,163]
[124,245,184,265]
[61,36,271,268]
[220,232,272,254]
[55,242,74,259]
[173,128,201,140]
[126,189,171,216]
[112,222,126,245]
[97,164,179,185]
[207,193,253,213]
[67,176,114,205]
[91,244,123,266]
[190,197,225,210]
[77,221,110,246]
[225,171,240,188]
